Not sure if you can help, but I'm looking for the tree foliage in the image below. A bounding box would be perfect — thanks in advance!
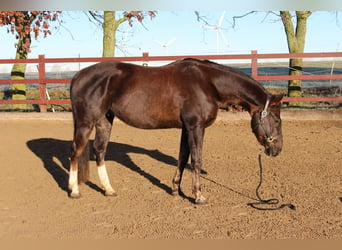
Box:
[88,11,156,27]
[0,11,61,54]
[123,11,157,26]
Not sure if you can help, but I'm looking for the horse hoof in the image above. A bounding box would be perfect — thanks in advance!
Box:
[171,190,179,196]
[195,197,207,205]
[105,191,117,197]
[69,192,81,199]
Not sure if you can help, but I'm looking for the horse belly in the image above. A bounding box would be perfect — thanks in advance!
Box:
[112,98,182,129]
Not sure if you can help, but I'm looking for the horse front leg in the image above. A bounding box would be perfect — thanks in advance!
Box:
[187,125,206,204]
[172,127,190,196]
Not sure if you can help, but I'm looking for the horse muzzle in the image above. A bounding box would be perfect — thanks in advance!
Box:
[264,137,282,157]
[264,146,281,157]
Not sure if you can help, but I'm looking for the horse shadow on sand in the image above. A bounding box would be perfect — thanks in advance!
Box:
[27,138,259,204]
[26,138,203,203]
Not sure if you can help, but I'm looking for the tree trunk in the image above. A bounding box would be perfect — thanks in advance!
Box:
[280,11,311,107]
[11,35,30,110]
[102,11,127,57]
[102,11,116,57]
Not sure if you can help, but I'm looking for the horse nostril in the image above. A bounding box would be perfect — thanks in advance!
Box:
[272,148,282,157]
[264,147,271,156]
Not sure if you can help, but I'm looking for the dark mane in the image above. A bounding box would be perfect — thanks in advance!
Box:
[179,58,264,87]
[179,57,269,111]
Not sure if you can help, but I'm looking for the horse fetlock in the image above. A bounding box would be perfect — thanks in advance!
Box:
[172,180,180,195]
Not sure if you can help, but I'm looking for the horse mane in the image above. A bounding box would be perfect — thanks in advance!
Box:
[178,58,260,85]
[178,58,269,110]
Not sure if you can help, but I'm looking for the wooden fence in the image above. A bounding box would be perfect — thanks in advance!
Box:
[0,50,342,112]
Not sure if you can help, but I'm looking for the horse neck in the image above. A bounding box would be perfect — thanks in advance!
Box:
[212,68,269,114]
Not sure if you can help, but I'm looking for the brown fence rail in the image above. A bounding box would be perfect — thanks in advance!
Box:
[1,51,342,112]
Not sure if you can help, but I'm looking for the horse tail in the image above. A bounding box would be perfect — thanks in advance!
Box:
[78,142,90,184]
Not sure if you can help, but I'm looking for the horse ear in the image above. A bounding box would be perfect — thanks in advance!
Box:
[270,94,284,107]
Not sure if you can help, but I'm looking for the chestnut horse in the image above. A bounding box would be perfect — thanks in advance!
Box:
[69,58,283,204]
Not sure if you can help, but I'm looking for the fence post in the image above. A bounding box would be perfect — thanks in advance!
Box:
[38,54,47,112]
[251,50,258,79]
[142,52,149,66]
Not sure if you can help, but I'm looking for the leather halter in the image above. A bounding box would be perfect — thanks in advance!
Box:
[259,98,275,143]
[261,98,270,119]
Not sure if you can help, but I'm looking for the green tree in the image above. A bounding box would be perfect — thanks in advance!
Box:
[89,11,156,57]
[0,11,60,110]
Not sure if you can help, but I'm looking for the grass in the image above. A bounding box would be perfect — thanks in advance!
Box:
[0,88,71,112]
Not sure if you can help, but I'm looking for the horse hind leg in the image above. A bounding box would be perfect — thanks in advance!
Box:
[172,127,190,196]
[93,112,117,197]
[69,124,93,198]
[187,125,207,204]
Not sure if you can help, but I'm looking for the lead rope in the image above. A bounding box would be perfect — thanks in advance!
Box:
[247,149,296,211]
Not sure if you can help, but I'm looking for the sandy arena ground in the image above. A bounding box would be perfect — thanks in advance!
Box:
[0,110,341,239]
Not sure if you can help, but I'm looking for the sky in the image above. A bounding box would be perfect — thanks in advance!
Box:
[1,11,342,72]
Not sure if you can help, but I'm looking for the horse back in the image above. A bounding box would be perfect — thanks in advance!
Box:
[71,60,219,129]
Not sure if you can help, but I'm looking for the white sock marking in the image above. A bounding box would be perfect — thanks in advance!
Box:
[98,165,114,193]
[68,169,79,195]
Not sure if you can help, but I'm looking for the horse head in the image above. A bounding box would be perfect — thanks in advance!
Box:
[251,94,284,157]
